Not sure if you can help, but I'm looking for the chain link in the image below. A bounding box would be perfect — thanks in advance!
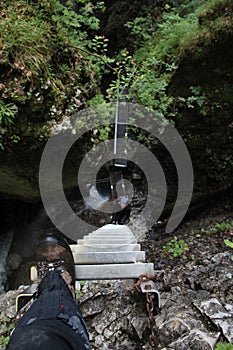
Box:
[135,274,160,350]
[146,292,159,349]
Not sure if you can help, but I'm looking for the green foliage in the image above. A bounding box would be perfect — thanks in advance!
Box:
[125,16,156,47]
[107,50,137,99]
[113,0,233,126]
[0,317,15,349]
[97,125,111,142]
[178,86,208,116]
[0,0,113,150]
[1,0,233,152]
[0,100,18,149]
[75,280,86,299]
[224,239,233,249]
[162,236,189,259]
[52,1,104,44]
[126,5,202,117]
[224,239,233,260]
[88,35,115,84]
[0,0,54,75]
[0,335,9,349]
[201,221,233,234]
[0,100,18,125]
[215,343,233,350]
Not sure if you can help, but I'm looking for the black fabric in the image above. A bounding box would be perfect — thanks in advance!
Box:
[7,271,90,350]
[7,319,86,350]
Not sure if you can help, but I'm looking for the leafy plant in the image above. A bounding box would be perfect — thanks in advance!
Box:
[162,237,189,259]
[224,239,233,261]
[215,342,233,350]
[0,0,113,150]
[201,221,233,235]
[0,1,54,75]
[0,317,15,349]
[0,100,18,125]
[75,280,86,299]
[107,49,137,99]
[178,86,208,116]
[117,0,233,126]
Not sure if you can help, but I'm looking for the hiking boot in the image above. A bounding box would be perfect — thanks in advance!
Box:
[36,232,76,299]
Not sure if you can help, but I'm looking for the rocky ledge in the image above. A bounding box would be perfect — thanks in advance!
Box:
[0,207,233,349]
[0,251,232,349]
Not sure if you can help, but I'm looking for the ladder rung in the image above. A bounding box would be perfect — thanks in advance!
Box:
[70,244,141,253]
[77,238,137,245]
[88,232,134,237]
[75,263,154,280]
[73,251,145,264]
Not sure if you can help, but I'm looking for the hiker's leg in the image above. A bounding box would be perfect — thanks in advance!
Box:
[7,319,87,350]
[7,233,90,350]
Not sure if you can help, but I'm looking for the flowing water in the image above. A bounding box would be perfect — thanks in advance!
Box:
[84,184,110,210]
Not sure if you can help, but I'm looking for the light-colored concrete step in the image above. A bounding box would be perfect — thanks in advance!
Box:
[70,243,141,253]
[77,238,137,245]
[72,251,146,264]
[75,263,154,280]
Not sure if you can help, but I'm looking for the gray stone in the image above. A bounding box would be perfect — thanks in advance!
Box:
[165,329,220,350]
[194,298,233,343]
[129,314,148,339]
[195,298,230,319]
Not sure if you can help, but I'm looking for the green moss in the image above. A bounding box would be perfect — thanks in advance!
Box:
[127,0,233,114]
[0,0,110,150]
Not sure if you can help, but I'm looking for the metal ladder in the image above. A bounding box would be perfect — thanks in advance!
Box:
[70,224,154,280]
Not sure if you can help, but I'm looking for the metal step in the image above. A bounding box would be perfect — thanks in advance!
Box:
[92,225,132,234]
[87,232,135,237]
[72,251,146,264]
[70,224,154,281]
[75,263,154,280]
[70,243,141,253]
[77,238,137,245]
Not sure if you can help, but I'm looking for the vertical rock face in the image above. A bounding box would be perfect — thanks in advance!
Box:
[168,37,233,192]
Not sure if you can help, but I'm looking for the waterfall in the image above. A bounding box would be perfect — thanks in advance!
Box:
[0,229,14,293]
[85,185,109,210]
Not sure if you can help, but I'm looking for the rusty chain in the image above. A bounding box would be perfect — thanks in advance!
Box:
[146,291,159,349]
[135,274,160,350]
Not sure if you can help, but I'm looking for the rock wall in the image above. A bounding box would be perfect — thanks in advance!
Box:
[1,250,232,349]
